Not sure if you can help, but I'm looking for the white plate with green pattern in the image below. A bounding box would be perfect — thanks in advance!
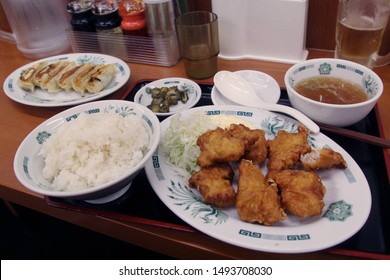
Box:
[145,105,372,253]
[3,53,130,107]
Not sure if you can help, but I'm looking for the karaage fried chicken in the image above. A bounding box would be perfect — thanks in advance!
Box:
[268,169,326,218]
[228,124,268,164]
[196,127,247,167]
[300,147,347,170]
[267,125,312,171]
[236,160,286,225]
[189,163,236,207]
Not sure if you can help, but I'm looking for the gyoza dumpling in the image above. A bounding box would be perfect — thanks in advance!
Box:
[85,63,116,94]
[72,64,104,95]
[58,63,91,93]
[42,62,75,93]
[33,61,70,89]
[17,61,48,92]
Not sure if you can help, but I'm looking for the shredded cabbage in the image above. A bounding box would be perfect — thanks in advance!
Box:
[162,112,218,177]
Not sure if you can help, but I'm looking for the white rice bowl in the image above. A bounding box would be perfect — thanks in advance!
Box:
[40,113,149,192]
[14,100,160,201]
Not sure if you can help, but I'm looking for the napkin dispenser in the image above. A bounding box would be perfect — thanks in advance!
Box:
[211,0,309,64]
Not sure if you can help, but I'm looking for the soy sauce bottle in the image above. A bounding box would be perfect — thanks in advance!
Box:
[67,0,96,32]
[92,0,122,34]
[92,0,127,58]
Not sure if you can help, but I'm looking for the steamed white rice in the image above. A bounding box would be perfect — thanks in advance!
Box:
[39,113,149,192]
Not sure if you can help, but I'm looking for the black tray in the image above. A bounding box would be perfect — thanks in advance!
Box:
[46,80,390,259]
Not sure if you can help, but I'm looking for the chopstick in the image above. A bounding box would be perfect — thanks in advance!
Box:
[318,123,390,149]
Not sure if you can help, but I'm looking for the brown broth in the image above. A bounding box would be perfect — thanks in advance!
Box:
[294,76,368,105]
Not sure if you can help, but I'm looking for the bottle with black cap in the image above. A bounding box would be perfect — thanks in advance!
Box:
[92,0,126,58]
[92,0,122,34]
[67,0,96,32]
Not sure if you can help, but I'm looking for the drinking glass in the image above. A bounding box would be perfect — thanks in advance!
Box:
[175,11,219,79]
[0,0,71,59]
[335,0,390,68]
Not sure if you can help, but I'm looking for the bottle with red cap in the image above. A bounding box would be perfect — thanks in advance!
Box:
[119,0,147,36]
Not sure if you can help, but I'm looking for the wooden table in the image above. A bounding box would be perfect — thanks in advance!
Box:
[1,40,389,259]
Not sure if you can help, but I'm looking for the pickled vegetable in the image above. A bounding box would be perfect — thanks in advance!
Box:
[146,85,189,113]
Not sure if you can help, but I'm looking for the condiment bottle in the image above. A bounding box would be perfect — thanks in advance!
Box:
[119,0,147,36]
[92,0,122,34]
[143,0,176,36]
[67,0,96,32]
[92,0,127,58]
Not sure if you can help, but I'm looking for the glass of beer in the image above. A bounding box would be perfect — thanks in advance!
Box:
[335,0,390,68]
[175,11,219,79]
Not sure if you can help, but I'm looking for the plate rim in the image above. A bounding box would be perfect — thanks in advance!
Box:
[3,53,131,107]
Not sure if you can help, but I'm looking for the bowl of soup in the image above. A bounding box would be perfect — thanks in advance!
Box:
[284,58,383,127]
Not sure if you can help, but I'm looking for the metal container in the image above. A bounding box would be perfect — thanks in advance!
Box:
[144,0,176,36]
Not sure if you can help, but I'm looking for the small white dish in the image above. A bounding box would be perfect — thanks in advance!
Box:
[134,77,202,117]
[3,53,130,107]
[214,70,320,134]
[211,70,280,105]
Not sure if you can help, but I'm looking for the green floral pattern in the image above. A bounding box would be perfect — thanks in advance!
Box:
[36,131,51,145]
[167,181,228,225]
[323,200,353,221]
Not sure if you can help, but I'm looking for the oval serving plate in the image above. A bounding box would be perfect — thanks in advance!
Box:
[145,105,372,253]
[3,53,130,107]
[134,77,202,117]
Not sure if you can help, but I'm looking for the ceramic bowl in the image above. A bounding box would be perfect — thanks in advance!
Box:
[284,58,383,127]
[14,100,160,203]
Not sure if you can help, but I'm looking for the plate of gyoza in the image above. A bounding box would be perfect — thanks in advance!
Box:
[145,105,372,253]
[3,53,130,107]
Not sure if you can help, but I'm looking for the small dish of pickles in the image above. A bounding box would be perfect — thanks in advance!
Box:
[134,78,202,116]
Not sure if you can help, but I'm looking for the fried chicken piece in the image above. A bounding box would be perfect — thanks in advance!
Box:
[189,163,236,207]
[196,128,247,167]
[300,147,347,170]
[236,160,286,225]
[227,124,259,145]
[268,170,326,218]
[267,125,312,171]
[245,129,268,164]
[228,124,268,164]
